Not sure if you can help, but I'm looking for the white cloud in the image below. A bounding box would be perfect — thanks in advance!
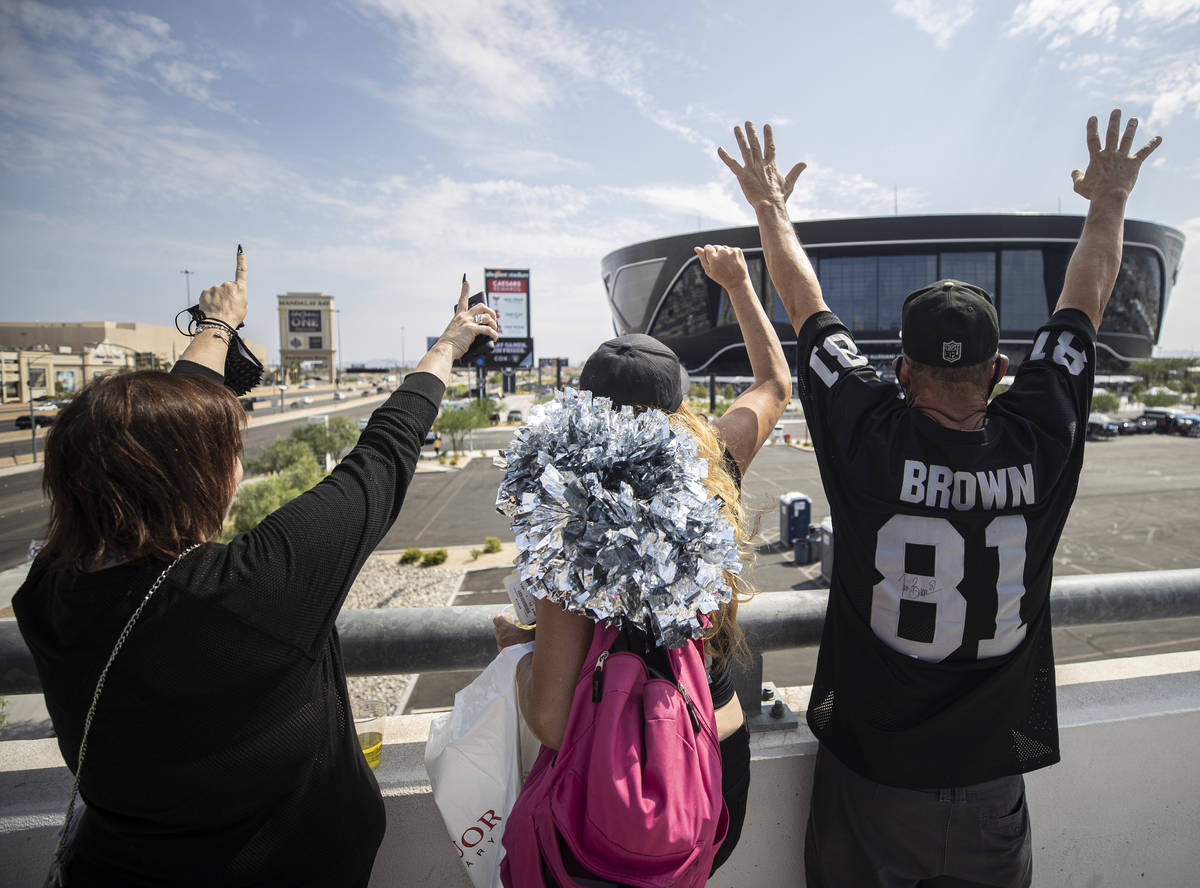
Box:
[3,1,233,112]
[1007,0,1200,123]
[611,182,751,228]
[1113,53,1200,124]
[1007,0,1122,49]
[1129,0,1200,26]
[891,0,977,49]
[351,0,706,146]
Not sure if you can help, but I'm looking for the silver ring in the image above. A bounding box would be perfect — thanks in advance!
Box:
[473,313,486,324]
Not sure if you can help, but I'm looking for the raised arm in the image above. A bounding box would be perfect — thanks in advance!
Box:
[177,245,248,375]
[412,275,499,385]
[1057,109,1162,330]
[695,244,790,475]
[719,122,827,334]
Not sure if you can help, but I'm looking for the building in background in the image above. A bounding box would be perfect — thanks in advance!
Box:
[600,214,1185,375]
[278,292,336,383]
[0,322,266,404]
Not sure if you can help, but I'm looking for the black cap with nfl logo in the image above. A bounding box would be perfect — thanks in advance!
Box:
[900,279,999,366]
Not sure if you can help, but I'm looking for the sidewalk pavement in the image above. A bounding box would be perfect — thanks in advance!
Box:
[0,394,393,477]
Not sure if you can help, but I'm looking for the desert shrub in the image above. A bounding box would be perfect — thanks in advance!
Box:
[1142,392,1181,408]
[1091,391,1120,413]
[399,548,422,564]
[421,548,448,566]
[483,536,502,554]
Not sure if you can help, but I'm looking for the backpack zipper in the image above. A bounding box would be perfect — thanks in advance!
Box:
[592,650,609,702]
[593,648,701,734]
[677,682,701,734]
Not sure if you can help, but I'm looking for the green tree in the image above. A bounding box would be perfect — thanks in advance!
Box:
[225,458,323,536]
[722,383,736,401]
[1129,358,1195,388]
[1142,392,1181,408]
[434,402,490,453]
[1091,391,1120,413]
[246,437,316,476]
[290,416,360,463]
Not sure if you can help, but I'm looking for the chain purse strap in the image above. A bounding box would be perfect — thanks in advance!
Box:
[47,544,201,880]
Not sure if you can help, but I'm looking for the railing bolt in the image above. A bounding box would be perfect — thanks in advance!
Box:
[770,699,784,719]
[761,687,774,702]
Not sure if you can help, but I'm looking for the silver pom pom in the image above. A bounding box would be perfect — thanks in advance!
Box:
[495,388,740,648]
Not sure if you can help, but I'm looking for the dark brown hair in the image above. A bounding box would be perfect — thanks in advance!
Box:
[42,371,245,571]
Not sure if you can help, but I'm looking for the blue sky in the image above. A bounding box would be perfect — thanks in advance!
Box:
[1,0,1197,365]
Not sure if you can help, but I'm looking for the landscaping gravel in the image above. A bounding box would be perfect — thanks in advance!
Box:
[344,556,465,714]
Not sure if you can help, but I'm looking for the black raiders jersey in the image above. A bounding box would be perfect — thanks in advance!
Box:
[796,308,1096,788]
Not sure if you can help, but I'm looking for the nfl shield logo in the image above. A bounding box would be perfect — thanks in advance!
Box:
[942,340,963,363]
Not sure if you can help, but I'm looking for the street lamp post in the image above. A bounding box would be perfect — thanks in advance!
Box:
[335,309,343,389]
[180,269,194,310]
[24,352,58,464]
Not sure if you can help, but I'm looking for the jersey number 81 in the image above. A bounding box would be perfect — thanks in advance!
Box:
[870,514,1029,662]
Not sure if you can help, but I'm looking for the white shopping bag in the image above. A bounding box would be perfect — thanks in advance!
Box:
[425,641,537,888]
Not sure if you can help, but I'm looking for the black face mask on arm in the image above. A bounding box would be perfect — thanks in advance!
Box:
[177,305,265,396]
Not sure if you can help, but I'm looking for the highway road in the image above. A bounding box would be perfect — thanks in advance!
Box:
[0,393,405,569]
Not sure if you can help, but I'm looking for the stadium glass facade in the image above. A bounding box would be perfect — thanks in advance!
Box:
[600,215,1184,375]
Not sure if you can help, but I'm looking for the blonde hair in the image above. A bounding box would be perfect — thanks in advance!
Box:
[669,402,754,667]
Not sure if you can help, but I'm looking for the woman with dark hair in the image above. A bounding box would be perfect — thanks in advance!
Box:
[14,246,498,887]
[493,244,791,884]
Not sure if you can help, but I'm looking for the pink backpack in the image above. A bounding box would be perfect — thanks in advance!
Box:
[501,621,728,888]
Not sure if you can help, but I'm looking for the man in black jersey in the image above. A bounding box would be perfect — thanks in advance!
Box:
[717,111,1161,887]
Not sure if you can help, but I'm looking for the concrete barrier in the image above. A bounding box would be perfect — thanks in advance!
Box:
[2,652,1197,887]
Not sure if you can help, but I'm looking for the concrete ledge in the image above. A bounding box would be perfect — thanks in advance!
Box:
[2,652,1197,887]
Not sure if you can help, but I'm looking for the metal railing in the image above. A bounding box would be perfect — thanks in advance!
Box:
[3,569,1199,699]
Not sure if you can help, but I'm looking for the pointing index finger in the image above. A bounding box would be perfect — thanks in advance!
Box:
[235,243,247,287]
[458,274,470,311]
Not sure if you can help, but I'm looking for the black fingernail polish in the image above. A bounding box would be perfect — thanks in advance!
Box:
[462,273,467,283]
[238,244,243,255]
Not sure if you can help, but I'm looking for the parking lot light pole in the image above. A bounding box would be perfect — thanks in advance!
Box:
[27,391,35,462]
[24,352,57,464]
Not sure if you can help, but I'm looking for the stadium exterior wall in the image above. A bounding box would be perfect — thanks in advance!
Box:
[599,214,1184,374]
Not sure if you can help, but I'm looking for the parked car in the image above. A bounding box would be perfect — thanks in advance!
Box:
[15,413,55,430]
[1113,418,1137,435]
[1138,407,1188,434]
[1086,413,1119,440]
[1177,414,1200,437]
[489,412,501,424]
[424,431,441,446]
[333,391,348,400]
[506,410,523,423]
[1135,417,1158,433]
[358,417,370,431]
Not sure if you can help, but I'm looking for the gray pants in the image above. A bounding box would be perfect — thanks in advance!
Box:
[805,746,1032,888]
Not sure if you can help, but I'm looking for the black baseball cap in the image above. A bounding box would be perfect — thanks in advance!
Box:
[580,333,691,411]
[901,280,999,367]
